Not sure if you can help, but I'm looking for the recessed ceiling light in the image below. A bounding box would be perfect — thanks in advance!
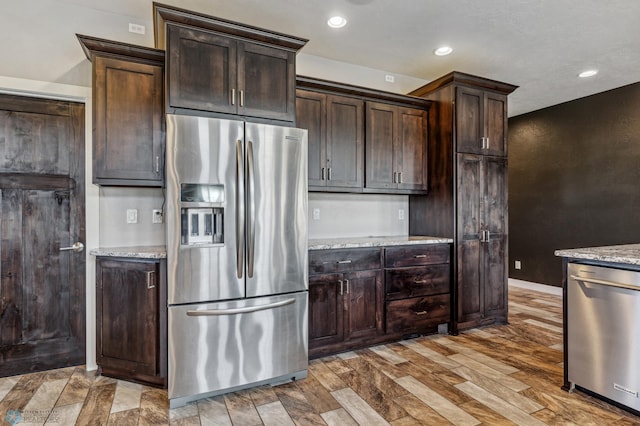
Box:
[578,69,598,78]
[327,16,347,28]
[434,46,453,56]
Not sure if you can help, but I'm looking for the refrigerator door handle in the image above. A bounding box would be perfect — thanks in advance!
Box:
[236,140,245,279]
[247,140,256,278]
[186,298,296,316]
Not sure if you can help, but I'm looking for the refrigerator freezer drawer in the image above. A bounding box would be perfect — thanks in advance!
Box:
[168,292,308,407]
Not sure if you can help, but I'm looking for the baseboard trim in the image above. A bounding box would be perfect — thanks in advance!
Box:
[508,278,562,296]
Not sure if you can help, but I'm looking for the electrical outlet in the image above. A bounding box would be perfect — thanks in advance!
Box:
[152,209,163,224]
[312,208,320,220]
[128,23,146,34]
[515,260,522,270]
[385,74,395,83]
[398,208,405,220]
[126,209,138,224]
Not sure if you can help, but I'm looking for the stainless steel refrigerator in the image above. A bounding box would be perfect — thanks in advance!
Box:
[165,114,308,408]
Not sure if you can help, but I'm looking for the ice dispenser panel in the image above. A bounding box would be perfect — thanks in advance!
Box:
[182,208,224,245]
[180,184,225,246]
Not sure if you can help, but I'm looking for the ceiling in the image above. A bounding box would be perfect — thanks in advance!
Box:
[2,0,640,116]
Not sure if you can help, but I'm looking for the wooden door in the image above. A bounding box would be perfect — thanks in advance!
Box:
[397,107,427,191]
[96,259,159,377]
[456,154,483,324]
[483,156,508,317]
[326,95,363,189]
[296,90,326,188]
[0,94,85,376]
[166,24,237,114]
[455,87,484,154]
[308,274,344,349]
[238,41,295,122]
[484,93,508,157]
[343,270,383,341]
[93,55,164,185]
[365,102,396,190]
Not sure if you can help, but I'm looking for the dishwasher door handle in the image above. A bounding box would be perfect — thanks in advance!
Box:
[570,275,640,292]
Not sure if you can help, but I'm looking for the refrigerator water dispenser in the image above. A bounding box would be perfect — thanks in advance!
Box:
[182,207,223,245]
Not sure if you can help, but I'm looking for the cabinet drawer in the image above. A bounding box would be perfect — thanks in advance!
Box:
[385,244,450,268]
[385,264,450,300]
[309,248,381,275]
[386,294,450,334]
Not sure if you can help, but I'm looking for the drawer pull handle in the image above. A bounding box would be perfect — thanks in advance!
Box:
[337,260,352,264]
[414,310,428,315]
[339,280,344,295]
[413,279,428,284]
[414,254,427,258]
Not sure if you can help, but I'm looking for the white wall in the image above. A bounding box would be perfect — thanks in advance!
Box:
[309,193,408,239]
[297,53,428,94]
[99,187,166,247]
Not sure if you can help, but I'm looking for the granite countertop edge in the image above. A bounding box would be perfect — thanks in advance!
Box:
[308,236,453,250]
[89,245,167,259]
[554,243,640,266]
[90,236,453,258]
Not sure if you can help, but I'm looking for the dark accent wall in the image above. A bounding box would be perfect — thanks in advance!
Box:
[508,82,640,286]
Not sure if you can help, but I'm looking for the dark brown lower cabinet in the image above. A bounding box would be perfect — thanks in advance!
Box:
[96,258,167,387]
[309,243,451,357]
[308,249,383,358]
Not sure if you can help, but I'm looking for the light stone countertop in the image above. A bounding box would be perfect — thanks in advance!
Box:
[308,235,453,250]
[90,236,453,258]
[554,244,640,266]
[89,245,167,259]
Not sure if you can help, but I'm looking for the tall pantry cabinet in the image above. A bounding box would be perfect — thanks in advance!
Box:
[408,72,517,333]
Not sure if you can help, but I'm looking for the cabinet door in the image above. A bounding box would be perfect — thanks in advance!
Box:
[238,42,295,122]
[167,25,237,114]
[309,274,344,349]
[96,259,159,376]
[456,154,483,323]
[94,56,164,185]
[344,270,383,340]
[484,93,508,157]
[296,90,326,187]
[455,86,484,154]
[483,156,508,316]
[326,95,364,189]
[365,102,396,189]
[397,107,428,191]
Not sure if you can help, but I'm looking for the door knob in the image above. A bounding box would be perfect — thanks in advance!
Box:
[60,242,84,253]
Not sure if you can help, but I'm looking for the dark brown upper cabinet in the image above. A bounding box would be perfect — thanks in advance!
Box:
[296,90,364,191]
[153,3,307,123]
[365,102,428,193]
[456,86,508,157]
[296,76,430,195]
[77,35,165,187]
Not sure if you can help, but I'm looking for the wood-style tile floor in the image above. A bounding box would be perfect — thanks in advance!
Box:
[2,286,640,425]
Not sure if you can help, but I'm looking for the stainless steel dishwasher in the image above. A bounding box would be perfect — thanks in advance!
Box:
[568,263,640,412]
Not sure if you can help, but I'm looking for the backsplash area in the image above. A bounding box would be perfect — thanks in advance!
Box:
[308,192,408,239]
[99,189,408,245]
[99,187,166,247]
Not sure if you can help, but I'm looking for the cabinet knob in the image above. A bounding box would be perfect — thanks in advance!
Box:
[414,310,428,316]
[413,279,428,284]
[337,260,352,264]
[414,254,427,258]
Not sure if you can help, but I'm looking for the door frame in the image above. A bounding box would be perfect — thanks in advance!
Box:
[0,75,99,371]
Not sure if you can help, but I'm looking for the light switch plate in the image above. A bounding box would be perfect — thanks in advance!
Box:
[126,209,138,224]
